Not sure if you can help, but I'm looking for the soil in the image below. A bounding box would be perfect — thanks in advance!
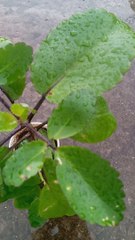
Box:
[32,216,92,240]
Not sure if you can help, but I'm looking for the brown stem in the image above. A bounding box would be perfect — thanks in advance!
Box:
[0,125,24,147]
[0,96,11,111]
[25,122,56,150]
[28,77,63,122]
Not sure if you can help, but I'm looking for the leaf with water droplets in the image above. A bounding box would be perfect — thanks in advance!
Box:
[39,158,74,219]
[48,89,116,141]
[56,146,125,226]
[72,96,117,143]
[3,141,46,187]
[31,9,135,103]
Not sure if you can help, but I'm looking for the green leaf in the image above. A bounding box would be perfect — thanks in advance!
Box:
[0,147,11,168]
[11,103,29,121]
[0,175,40,204]
[14,186,40,209]
[3,140,46,187]
[28,198,47,227]
[73,96,117,143]
[39,158,74,219]
[31,9,135,104]
[56,146,125,226]
[48,89,116,141]
[0,42,33,99]
[0,111,17,132]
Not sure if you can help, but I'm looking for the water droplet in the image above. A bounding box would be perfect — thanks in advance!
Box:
[90,206,96,211]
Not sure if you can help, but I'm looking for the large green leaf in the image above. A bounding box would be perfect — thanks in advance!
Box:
[48,89,116,141]
[39,158,74,219]
[56,146,125,226]
[3,140,46,187]
[0,111,18,132]
[31,9,135,104]
[0,42,33,99]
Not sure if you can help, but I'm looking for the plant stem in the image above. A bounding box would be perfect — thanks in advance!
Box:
[0,96,11,111]
[0,87,14,104]
[0,125,24,147]
[28,77,63,122]
[25,122,56,150]
[36,120,48,131]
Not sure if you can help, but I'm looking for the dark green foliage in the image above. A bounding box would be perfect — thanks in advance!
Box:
[0,9,134,227]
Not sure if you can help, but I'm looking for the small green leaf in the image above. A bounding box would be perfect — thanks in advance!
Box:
[56,146,125,226]
[31,9,135,104]
[0,42,33,99]
[48,89,116,141]
[11,103,29,121]
[3,140,46,187]
[0,111,17,132]
[28,198,47,227]
[39,158,74,219]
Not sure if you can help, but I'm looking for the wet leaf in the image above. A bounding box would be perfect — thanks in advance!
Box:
[31,9,135,103]
[56,146,125,226]
[48,89,116,141]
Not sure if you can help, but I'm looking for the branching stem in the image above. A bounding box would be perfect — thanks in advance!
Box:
[28,77,63,122]
[25,122,56,150]
[0,125,24,147]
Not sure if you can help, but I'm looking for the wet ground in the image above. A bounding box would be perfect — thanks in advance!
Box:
[0,0,135,240]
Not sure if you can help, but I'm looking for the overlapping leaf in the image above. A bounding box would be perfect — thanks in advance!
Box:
[56,146,125,226]
[3,140,46,187]
[39,158,74,219]
[0,42,33,99]
[28,198,47,227]
[11,103,29,121]
[31,9,135,104]
[48,89,116,141]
